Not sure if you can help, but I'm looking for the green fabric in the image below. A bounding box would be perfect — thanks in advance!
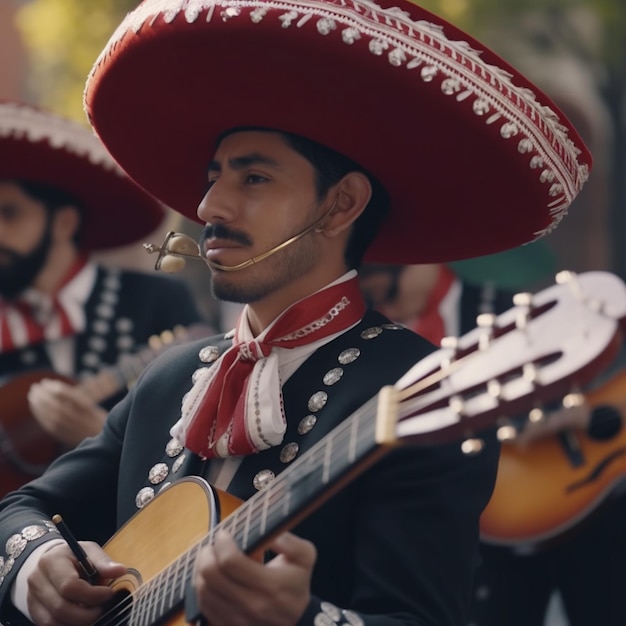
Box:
[449,239,556,289]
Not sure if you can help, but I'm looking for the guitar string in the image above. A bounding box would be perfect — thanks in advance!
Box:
[92,340,480,625]
[92,397,380,626]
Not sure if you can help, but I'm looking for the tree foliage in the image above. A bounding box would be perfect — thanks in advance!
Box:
[17,0,625,120]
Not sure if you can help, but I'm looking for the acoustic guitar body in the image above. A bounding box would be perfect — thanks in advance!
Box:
[103,477,242,626]
[480,370,626,549]
[0,371,68,494]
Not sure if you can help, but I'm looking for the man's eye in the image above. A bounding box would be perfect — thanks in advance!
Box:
[245,174,267,184]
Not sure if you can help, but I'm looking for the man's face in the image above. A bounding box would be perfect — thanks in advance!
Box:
[197,130,325,304]
[0,181,53,297]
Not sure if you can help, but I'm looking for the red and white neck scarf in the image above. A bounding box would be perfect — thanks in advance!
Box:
[0,256,94,353]
[173,274,366,459]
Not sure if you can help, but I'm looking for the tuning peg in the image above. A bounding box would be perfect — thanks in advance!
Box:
[528,407,545,424]
[476,312,496,350]
[496,423,518,442]
[487,379,502,398]
[461,438,485,455]
[512,291,533,330]
[562,392,584,409]
[440,335,459,369]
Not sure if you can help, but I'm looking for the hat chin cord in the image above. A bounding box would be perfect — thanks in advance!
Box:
[144,198,337,274]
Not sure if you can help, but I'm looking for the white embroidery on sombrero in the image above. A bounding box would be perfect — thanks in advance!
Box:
[0,103,122,175]
[88,0,589,238]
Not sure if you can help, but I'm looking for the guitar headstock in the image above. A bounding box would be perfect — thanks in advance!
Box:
[389,271,626,448]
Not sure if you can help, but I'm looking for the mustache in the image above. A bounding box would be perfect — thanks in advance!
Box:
[198,223,253,248]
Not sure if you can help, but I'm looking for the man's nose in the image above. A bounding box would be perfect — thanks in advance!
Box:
[196,182,236,224]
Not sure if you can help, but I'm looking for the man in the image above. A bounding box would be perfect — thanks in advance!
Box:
[0,2,591,626]
[0,101,207,482]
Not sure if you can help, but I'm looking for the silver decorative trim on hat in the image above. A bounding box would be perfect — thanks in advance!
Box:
[0,102,123,174]
[90,0,589,237]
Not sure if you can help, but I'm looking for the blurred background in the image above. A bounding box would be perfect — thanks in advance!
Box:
[2,3,624,624]
[2,0,625,333]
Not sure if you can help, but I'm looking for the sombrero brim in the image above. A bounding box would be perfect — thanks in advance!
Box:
[84,0,591,263]
[0,102,165,251]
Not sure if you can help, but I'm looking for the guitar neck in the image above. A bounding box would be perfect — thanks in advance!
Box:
[131,392,392,622]
[77,326,201,404]
[77,347,160,404]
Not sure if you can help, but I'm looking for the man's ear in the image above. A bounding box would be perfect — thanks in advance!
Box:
[324,171,372,236]
[51,205,81,244]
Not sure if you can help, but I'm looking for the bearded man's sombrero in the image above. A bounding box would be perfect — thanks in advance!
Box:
[83,0,592,264]
[0,101,165,251]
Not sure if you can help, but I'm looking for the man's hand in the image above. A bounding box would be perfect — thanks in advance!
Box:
[27,379,107,447]
[193,530,317,626]
[27,542,127,626]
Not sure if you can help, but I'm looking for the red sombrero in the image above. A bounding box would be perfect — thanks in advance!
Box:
[0,101,165,251]
[84,0,592,264]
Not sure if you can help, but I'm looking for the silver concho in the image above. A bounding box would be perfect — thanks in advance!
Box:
[148,463,169,484]
[135,487,155,509]
[308,391,328,412]
[338,348,360,364]
[297,415,317,435]
[2,557,14,577]
[165,437,184,457]
[115,317,133,332]
[360,327,383,339]
[321,601,342,621]
[279,442,299,463]
[323,368,343,386]
[313,613,335,626]
[5,535,27,558]
[253,469,275,491]
[21,525,47,541]
[199,345,220,363]
[342,609,365,626]
[173,454,186,473]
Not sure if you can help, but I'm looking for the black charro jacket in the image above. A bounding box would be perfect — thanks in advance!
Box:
[0,309,500,626]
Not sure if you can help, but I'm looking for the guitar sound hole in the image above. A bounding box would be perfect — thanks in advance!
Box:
[587,405,622,441]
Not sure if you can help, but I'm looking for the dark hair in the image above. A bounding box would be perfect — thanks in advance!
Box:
[14,180,84,244]
[216,128,390,269]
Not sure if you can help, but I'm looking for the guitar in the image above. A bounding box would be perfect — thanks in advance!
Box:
[82,271,626,626]
[0,324,207,497]
[480,367,626,550]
